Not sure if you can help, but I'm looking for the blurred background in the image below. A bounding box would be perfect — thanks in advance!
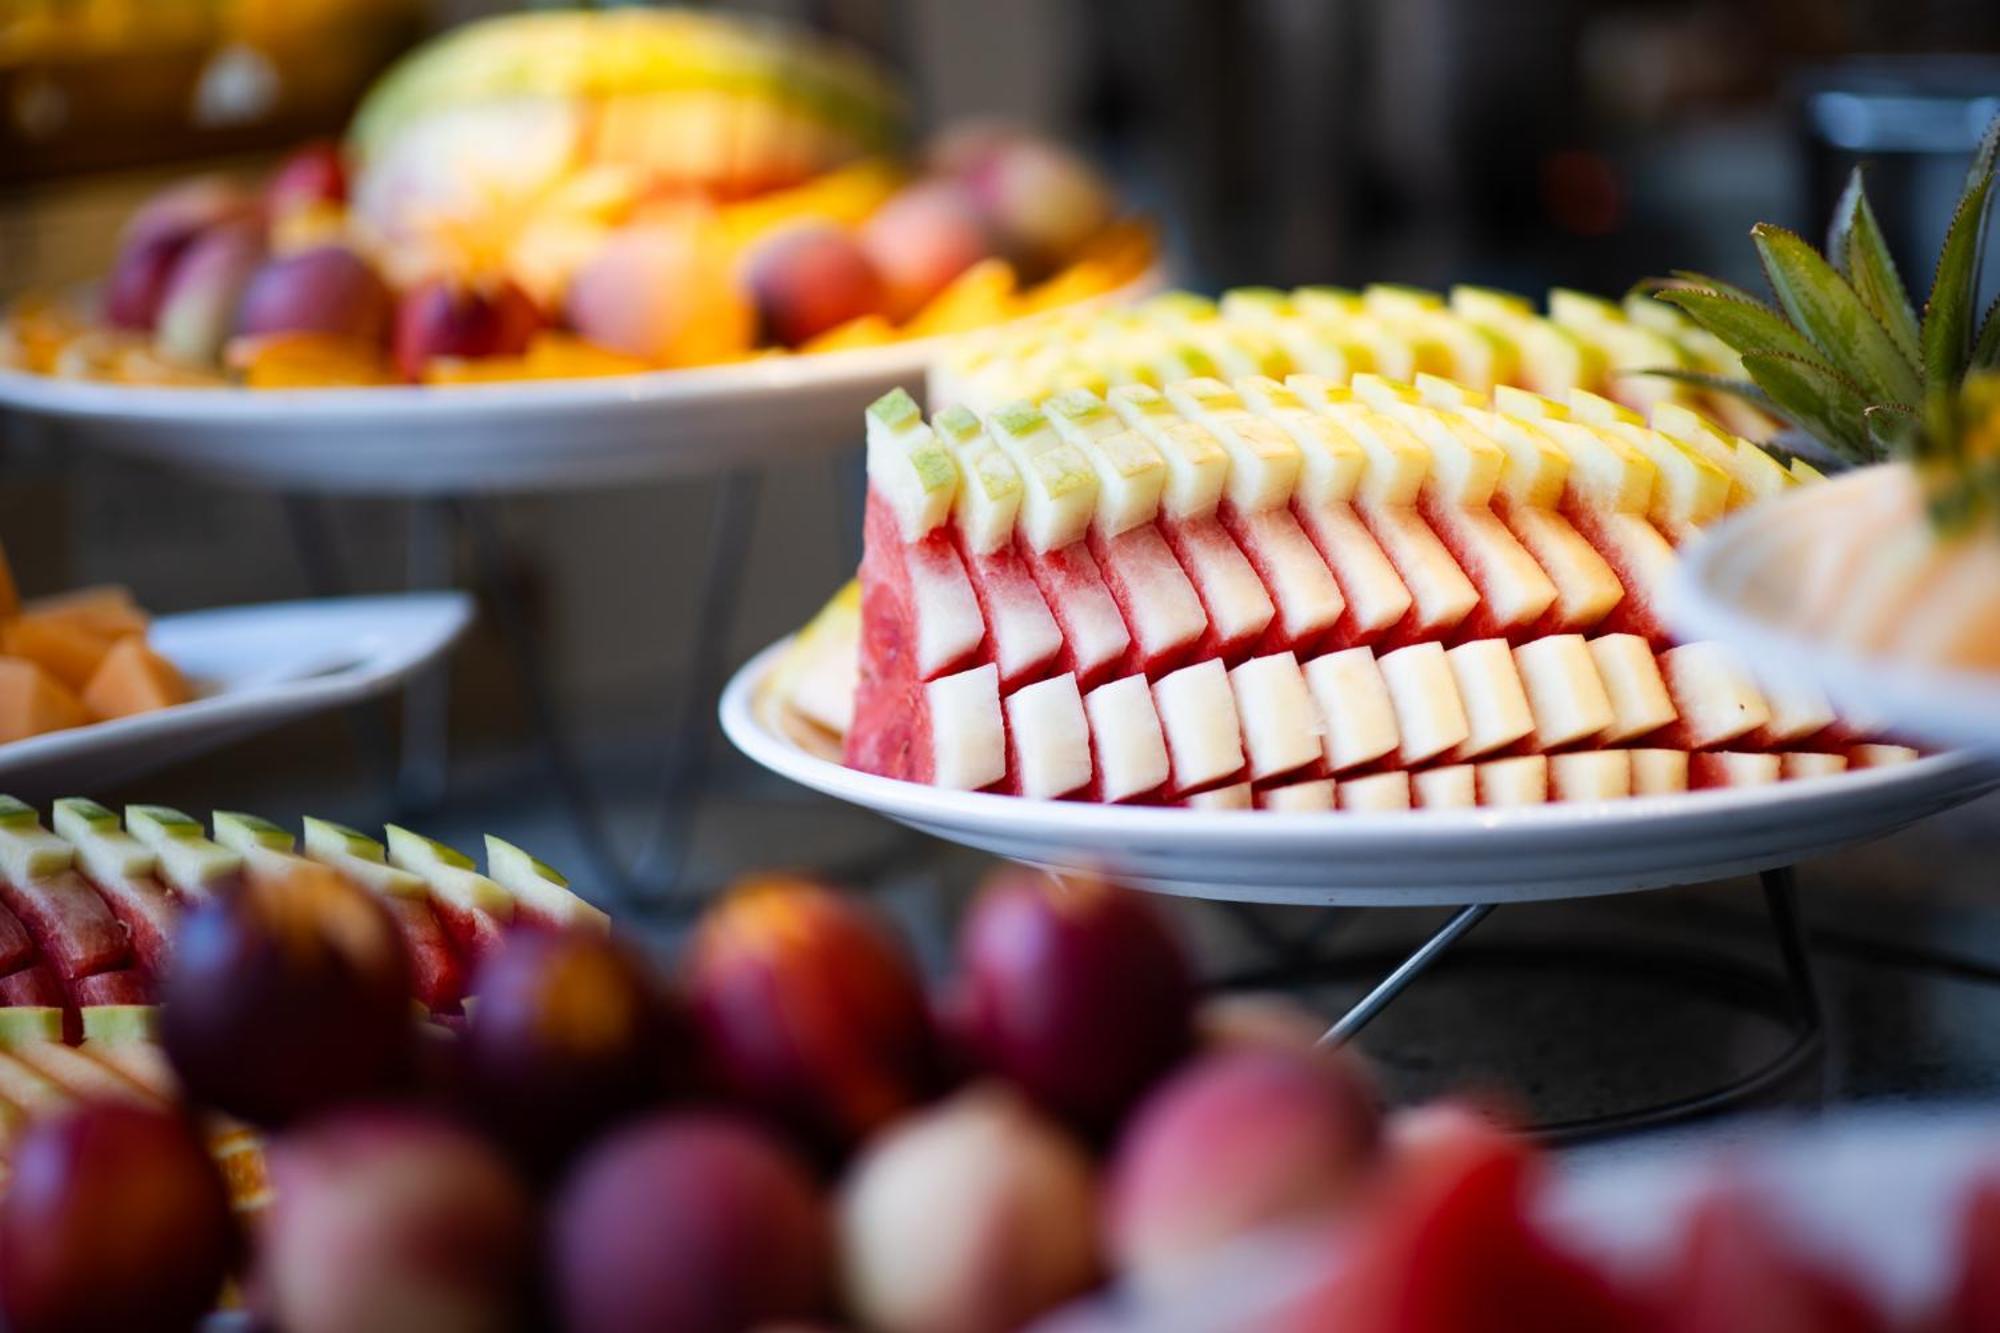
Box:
[4,0,2000,1121]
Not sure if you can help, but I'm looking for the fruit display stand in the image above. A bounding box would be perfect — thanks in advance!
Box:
[723,637,2000,1135]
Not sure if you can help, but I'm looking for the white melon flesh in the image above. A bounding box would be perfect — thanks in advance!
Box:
[1005,674,1093,799]
[1291,502,1413,641]
[1526,417,1655,515]
[1691,751,1781,789]
[1303,648,1402,773]
[1167,378,1302,512]
[1444,639,1535,760]
[1185,783,1254,811]
[1628,749,1691,795]
[1468,408,1568,509]
[1422,502,1558,630]
[385,827,515,922]
[1751,667,1836,746]
[1044,390,1168,537]
[1358,505,1480,636]
[1153,660,1246,794]
[1586,634,1677,743]
[1377,642,1471,766]
[1413,765,1477,809]
[1090,526,1209,668]
[1572,400,1729,532]
[1549,751,1632,801]
[1339,771,1412,811]
[1161,517,1276,650]
[1228,653,1322,782]
[905,542,989,681]
[959,548,1064,687]
[1477,755,1549,806]
[1020,543,1131,686]
[1238,376,1364,503]
[1513,635,1615,750]
[1108,385,1232,521]
[1586,511,1678,618]
[1226,507,1347,646]
[1503,506,1625,630]
[1357,379,1504,507]
[933,404,1024,556]
[927,665,1007,791]
[1781,752,1848,780]
[984,401,1100,553]
[1297,391,1429,505]
[1849,744,1920,769]
[1658,643,1771,750]
[1083,675,1171,803]
[866,389,958,541]
[1258,778,1336,812]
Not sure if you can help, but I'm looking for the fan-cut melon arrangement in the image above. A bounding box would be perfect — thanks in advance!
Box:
[838,378,1914,812]
[930,283,1780,442]
[0,797,603,1029]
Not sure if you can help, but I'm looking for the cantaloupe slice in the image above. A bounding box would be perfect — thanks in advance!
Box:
[0,658,88,742]
[80,637,190,720]
[23,586,147,641]
[0,615,113,692]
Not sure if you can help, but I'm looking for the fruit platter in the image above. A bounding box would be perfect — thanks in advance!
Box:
[0,538,468,793]
[0,788,1991,1333]
[0,8,1160,494]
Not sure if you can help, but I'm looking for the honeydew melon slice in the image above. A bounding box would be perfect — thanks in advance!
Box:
[932,404,1024,556]
[983,400,1100,553]
[126,805,241,900]
[865,389,958,543]
[1044,389,1167,537]
[1567,390,1728,532]
[0,797,74,882]
[302,818,428,900]
[52,799,154,883]
[486,836,610,933]
[1302,648,1401,774]
[1107,385,1231,521]
[386,827,516,922]
[1166,378,1302,513]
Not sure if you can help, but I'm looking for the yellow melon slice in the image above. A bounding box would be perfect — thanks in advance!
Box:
[81,637,191,720]
[0,658,88,742]
[0,615,114,692]
[23,586,148,641]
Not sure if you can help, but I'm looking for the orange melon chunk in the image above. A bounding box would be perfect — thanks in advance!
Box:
[0,658,88,742]
[81,637,190,720]
[23,586,148,641]
[0,615,114,692]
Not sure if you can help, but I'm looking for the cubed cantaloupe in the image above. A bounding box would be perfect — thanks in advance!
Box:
[81,636,190,720]
[23,586,148,641]
[0,658,87,741]
[0,614,113,692]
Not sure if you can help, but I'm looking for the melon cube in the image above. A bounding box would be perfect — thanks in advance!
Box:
[1378,642,1471,766]
[1338,771,1413,811]
[1628,749,1691,795]
[1083,675,1170,803]
[1413,765,1477,808]
[1549,750,1632,801]
[1004,674,1093,799]
[1257,779,1335,812]
[1476,755,1549,806]
[1153,660,1246,795]
[1303,648,1401,774]
[1227,653,1321,782]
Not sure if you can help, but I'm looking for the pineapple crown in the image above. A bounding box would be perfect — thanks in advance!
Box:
[1646,113,1999,503]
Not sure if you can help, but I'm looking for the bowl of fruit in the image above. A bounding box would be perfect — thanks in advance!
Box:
[724,281,2000,903]
[0,8,1160,494]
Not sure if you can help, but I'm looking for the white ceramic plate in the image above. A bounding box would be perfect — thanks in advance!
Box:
[0,269,1163,497]
[722,638,2000,906]
[1673,469,2000,754]
[0,593,471,796]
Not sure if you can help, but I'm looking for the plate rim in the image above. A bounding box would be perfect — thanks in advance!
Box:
[721,636,2000,854]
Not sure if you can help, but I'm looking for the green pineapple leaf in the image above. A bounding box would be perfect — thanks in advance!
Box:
[1828,167,1923,367]
[1752,223,1924,407]
[1739,350,1877,462]
[1863,403,1923,458]
[1974,293,2000,371]
[1920,170,1994,402]
[1667,269,1768,308]
[1655,287,1829,370]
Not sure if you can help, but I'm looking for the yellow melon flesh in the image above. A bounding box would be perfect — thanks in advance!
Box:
[0,615,114,692]
[23,586,148,641]
[81,637,190,720]
[0,658,88,742]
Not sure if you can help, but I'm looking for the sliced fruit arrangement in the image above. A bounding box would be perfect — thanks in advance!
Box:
[814,378,1914,810]
[930,281,1781,441]
[1,9,1154,390]
[0,797,603,1027]
[0,548,192,745]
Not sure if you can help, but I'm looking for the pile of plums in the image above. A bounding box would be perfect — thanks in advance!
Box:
[98,120,1118,382]
[2,857,1999,1332]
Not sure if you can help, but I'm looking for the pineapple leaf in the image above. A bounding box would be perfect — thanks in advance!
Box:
[1655,287,1829,369]
[1751,223,1924,407]
[1667,269,1768,309]
[1975,292,2000,371]
[1968,111,2000,195]
[1920,170,1994,397]
[1864,403,1923,458]
[1830,168,1923,367]
[1739,350,1878,462]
